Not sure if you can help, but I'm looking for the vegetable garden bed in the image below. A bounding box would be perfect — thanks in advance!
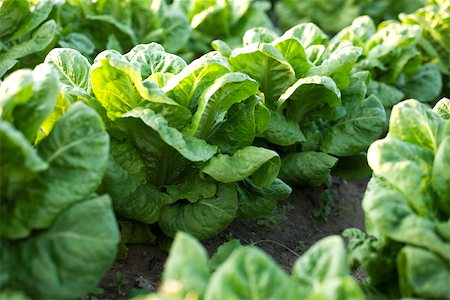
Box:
[1,0,449,299]
[99,177,368,299]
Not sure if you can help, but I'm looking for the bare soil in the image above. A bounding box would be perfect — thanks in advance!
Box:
[98,177,368,299]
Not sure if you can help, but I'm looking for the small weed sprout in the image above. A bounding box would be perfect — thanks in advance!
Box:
[257,203,294,229]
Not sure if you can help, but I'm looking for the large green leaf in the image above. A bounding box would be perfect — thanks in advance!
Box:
[282,23,328,48]
[432,136,450,210]
[11,195,119,299]
[91,50,148,120]
[159,183,238,240]
[0,102,109,238]
[292,236,349,298]
[260,109,306,146]
[236,178,291,219]
[188,72,258,138]
[389,99,446,152]
[367,80,404,108]
[397,246,450,299]
[205,247,298,300]
[92,50,191,128]
[162,232,210,298]
[368,138,436,217]
[321,94,385,156]
[201,146,280,186]
[9,0,54,41]
[207,96,263,154]
[397,63,442,103]
[163,52,230,110]
[0,65,59,142]
[362,178,450,261]
[272,35,311,78]
[229,43,296,109]
[242,27,278,46]
[124,43,187,79]
[122,107,217,162]
[0,20,57,78]
[279,152,338,186]
[0,0,29,39]
[45,48,91,91]
[102,156,170,224]
[307,46,362,89]
[279,76,341,123]
[0,121,48,200]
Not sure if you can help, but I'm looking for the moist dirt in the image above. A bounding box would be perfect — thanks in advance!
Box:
[98,177,368,299]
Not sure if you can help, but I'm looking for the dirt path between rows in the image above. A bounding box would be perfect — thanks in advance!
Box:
[99,177,368,299]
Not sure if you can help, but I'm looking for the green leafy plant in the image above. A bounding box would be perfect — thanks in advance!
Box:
[0,0,57,77]
[312,189,335,221]
[132,232,365,300]
[274,0,423,34]
[108,271,129,297]
[0,64,119,299]
[344,98,450,299]
[214,23,386,185]
[42,44,291,241]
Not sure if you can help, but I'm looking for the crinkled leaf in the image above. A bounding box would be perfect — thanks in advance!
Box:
[211,39,232,57]
[123,107,217,162]
[58,33,95,57]
[307,46,362,89]
[0,65,59,142]
[207,96,261,154]
[306,277,366,300]
[397,246,450,299]
[272,35,311,78]
[0,20,57,77]
[236,178,291,219]
[189,72,259,138]
[11,196,119,299]
[279,152,338,186]
[260,109,305,146]
[0,0,29,39]
[1,103,109,238]
[368,138,436,217]
[45,48,91,91]
[367,80,404,108]
[102,156,170,224]
[362,177,450,261]
[433,98,450,120]
[163,52,230,110]
[321,94,385,156]
[124,43,187,79]
[242,27,278,45]
[159,183,238,240]
[229,43,296,109]
[389,99,446,152]
[432,136,450,214]
[92,50,191,128]
[282,23,328,48]
[201,146,280,186]
[165,176,217,203]
[397,63,442,103]
[279,76,341,123]
[0,121,48,199]
[9,0,53,41]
